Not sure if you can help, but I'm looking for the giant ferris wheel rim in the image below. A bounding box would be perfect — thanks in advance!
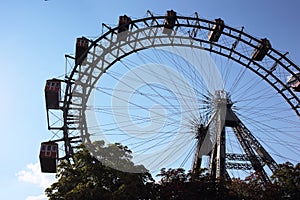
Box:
[64,12,300,122]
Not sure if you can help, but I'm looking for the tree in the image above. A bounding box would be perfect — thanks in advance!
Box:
[155,163,300,200]
[228,173,282,200]
[45,141,156,200]
[228,162,300,200]
[156,168,230,200]
[45,141,300,200]
[271,162,300,199]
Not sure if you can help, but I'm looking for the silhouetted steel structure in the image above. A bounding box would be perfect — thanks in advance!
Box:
[192,91,278,182]
[42,10,300,178]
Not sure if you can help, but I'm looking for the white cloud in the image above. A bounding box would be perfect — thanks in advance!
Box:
[26,194,48,200]
[17,162,56,200]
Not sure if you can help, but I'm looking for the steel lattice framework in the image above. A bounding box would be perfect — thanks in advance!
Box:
[45,11,300,181]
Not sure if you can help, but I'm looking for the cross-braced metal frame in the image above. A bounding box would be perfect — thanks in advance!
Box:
[192,90,279,182]
[45,11,300,180]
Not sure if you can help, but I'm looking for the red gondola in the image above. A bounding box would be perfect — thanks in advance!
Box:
[75,37,89,65]
[208,18,224,42]
[39,142,58,173]
[287,72,300,92]
[251,38,271,61]
[292,82,300,92]
[45,79,61,109]
[118,15,131,33]
[162,10,177,35]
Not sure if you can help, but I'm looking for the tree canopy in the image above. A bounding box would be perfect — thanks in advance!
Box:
[45,142,156,200]
[45,142,300,199]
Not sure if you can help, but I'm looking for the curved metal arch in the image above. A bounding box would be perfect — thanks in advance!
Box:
[74,30,300,112]
[62,12,300,158]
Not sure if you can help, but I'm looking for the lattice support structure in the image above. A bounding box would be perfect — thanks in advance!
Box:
[192,91,279,182]
[43,10,300,175]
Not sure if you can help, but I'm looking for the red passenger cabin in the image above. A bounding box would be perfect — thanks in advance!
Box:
[162,10,177,35]
[39,142,58,173]
[75,37,89,65]
[208,18,224,42]
[287,72,300,92]
[251,38,271,61]
[118,15,131,33]
[45,79,61,109]
[117,15,132,40]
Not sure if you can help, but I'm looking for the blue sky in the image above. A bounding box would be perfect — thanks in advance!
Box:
[1,0,300,199]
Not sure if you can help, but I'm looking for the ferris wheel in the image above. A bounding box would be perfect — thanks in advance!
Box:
[41,10,300,182]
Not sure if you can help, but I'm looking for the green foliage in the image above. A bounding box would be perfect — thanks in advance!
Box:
[45,142,155,200]
[156,168,230,200]
[228,162,300,200]
[45,143,300,200]
[85,141,146,173]
[271,162,300,199]
[156,164,300,200]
